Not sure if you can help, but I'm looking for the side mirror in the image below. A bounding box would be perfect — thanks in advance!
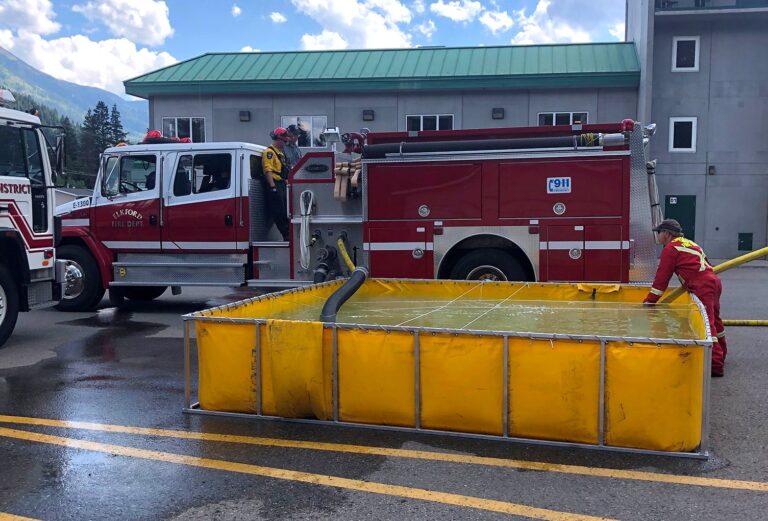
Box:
[52,135,65,185]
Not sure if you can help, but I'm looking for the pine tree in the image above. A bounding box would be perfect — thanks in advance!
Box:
[81,108,99,179]
[109,104,127,144]
[92,101,111,152]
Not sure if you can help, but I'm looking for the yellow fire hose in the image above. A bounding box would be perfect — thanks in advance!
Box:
[337,237,356,272]
[658,246,768,326]
[722,320,768,327]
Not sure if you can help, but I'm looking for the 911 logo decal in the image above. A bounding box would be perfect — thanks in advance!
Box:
[547,177,571,194]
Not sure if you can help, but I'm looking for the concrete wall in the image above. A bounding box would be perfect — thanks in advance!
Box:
[650,14,768,258]
[150,88,638,149]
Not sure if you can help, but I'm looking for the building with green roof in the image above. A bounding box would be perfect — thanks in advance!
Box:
[124,42,640,147]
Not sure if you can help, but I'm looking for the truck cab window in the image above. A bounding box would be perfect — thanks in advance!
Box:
[22,129,44,185]
[0,126,27,178]
[120,155,157,193]
[173,153,232,196]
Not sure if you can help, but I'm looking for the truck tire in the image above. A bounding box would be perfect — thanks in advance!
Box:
[56,245,105,312]
[123,286,167,301]
[0,265,20,348]
[450,248,527,282]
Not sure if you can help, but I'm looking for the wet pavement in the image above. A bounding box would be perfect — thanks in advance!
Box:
[0,270,767,521]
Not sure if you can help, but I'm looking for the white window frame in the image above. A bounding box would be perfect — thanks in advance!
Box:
[280,115,328,148]
[668,117,697,153]
[537,112,589,126]
[161,116,206,142]
[405,114,455,131]
[672,36,700,72]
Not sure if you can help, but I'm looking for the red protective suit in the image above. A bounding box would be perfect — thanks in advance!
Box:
[644,237,727,375]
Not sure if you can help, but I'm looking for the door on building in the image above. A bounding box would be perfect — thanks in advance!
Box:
[664,195,696,241]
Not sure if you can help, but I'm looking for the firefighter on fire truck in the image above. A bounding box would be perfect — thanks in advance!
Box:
[262,127,291,241]
[643,219,727,377]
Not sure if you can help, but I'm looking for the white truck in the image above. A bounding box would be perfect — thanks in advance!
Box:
[0,89,64,347]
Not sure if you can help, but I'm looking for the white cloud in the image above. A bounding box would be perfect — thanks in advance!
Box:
[479,10,513,34]
[9,30,176,96]
[413,0,426,14]
[0,29,14,50]
[301,30,348,50]
[270,11,287,23]
[415,20,436,38]
[72,0,173,47]
[365,0,412,23]
[609,21,625,41]
[510,0,591,45]
[232,4,242,17]
[292,0,411,49]
[429,0,482,23]
[0,0,60,35]
[241,46,260,52]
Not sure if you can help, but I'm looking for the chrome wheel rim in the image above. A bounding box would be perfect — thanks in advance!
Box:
[63,260,85,300]
[466,265,507,282]
[0,282,6,324]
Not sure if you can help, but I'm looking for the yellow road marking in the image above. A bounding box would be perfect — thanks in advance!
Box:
[0,426,612,521]
[0,514,41,521]
[0,414,766,493]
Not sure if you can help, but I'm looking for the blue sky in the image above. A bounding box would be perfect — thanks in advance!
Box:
[0,0,626,97]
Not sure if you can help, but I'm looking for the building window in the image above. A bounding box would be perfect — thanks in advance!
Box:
[162,117,206,142]
[281,116,328,147]
[672,36,699,72]
[669,117,697,152]
[406,114,454,132]
[537,112,588,126]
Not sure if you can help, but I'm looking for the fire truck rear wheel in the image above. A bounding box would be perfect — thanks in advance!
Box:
[0,265,20,348]
[450,249,526,282]
[56,245,105,312]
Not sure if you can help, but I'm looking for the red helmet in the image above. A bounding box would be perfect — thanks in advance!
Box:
[179,137,192,143]
[144,130,162,140]
[270,127,289,141]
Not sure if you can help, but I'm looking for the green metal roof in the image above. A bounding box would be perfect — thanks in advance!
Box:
[124,43,640,99]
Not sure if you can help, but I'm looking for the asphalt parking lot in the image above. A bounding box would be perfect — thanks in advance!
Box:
[0,268,767,521]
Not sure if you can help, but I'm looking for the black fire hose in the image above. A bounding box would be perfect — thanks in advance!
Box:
[319,267,368,323]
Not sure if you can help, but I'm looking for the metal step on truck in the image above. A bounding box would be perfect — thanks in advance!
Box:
[53,119,661,312]
[0,89,64,347]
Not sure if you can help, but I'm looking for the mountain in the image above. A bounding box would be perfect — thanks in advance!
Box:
[0,46,148,136]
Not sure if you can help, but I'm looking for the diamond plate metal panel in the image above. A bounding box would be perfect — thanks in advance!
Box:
[628,124,658,283]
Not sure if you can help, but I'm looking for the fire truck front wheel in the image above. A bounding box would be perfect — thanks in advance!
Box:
[450,249,526,282]
[56,245,106,312]
[0,265,20,348]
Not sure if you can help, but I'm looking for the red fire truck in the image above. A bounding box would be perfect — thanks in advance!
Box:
[0,91,64,346]
[54,119,660,311]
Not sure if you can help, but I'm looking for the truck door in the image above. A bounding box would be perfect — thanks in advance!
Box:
[0,126,53,253]
[163,151,239,251]
[92,153,162,251]
[544,225,584,281]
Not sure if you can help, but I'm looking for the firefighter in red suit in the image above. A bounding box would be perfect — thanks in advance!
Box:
[643,219,727,376]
